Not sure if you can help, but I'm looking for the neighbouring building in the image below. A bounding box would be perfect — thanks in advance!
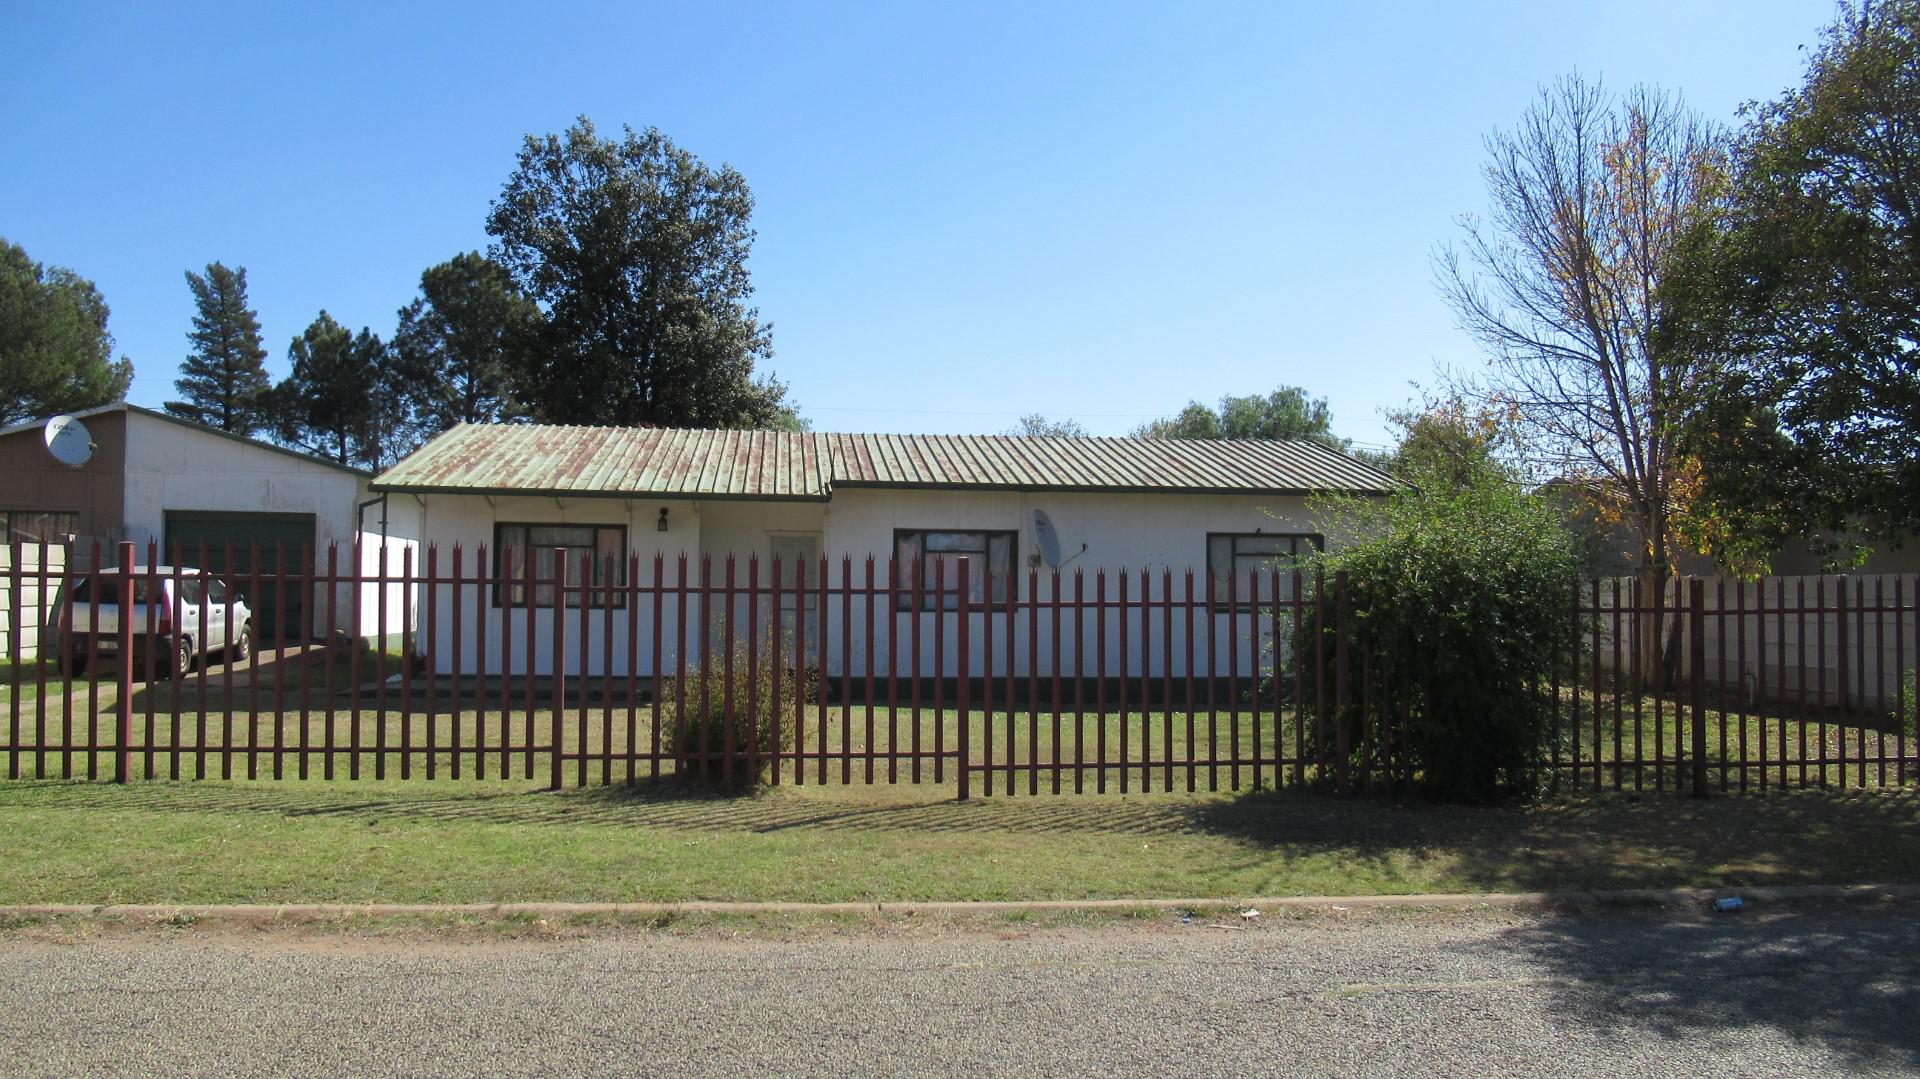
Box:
[1,402,411,653]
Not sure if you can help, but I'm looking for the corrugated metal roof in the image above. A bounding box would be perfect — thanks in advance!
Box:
[371,425,1399,498]
[371,425,832,500]
[823,433,1396,494]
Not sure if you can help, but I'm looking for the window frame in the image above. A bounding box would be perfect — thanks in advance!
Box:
[0,509,79,545]
[892,528,1018,612]
[1205,531,1323,611]
[491,522,629,609]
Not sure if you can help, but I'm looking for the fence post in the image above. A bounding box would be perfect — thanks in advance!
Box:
[551,547,567,792]
[956,557,971,802]
[1335,570,1351,795]
[116,540,135,784]
[1690,578,1708,798]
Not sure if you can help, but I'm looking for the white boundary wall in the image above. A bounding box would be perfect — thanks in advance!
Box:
[1591,574,1919,713]
[0,543,65,660]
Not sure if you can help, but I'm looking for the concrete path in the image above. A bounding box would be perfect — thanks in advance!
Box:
[3,903,1916,1077]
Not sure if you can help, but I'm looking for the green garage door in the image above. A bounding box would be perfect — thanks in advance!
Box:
[163,511,316,642]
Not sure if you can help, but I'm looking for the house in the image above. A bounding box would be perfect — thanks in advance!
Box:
[0,402,413,654]
[370,424,1398,677]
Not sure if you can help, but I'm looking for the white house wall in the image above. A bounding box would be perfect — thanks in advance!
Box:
[406,487,1339,681]
[815,489,1321,680]
[414,493,705,677]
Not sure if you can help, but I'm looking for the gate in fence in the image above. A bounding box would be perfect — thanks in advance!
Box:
[3,541,1915,796]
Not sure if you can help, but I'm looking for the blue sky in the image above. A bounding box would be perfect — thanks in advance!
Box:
[5,1,1828,449]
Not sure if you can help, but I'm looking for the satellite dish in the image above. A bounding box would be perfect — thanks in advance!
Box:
[1032,509,1062,567]
[1031,509,1086,569]
[44,415,95,468]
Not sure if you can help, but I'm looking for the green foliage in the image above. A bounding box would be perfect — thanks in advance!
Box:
[1133,386,1344,446]
[486,117,793,428]
[164,262,271,434]
[274,312,408,468]
[661,643,806,786]
[0,238,133,425]
[1380,394,1525,486]
[392,252,543,434]
[1006,413,1088,437]
[1299,461,1581,803]
[1670,1,1920,552]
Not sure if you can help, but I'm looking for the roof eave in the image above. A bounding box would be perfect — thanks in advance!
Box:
[366,482,832,503]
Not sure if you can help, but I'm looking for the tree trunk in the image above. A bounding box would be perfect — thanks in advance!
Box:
[1634,564,1673,694]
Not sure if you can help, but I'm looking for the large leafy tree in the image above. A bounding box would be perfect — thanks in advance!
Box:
[391,252,542,434]
[165,262,273,434]
[1668,1,1920,561]
[0,239,133,425]
[485,117,792,427]
[1133,386,1343,445]
[1437,76,1725,686]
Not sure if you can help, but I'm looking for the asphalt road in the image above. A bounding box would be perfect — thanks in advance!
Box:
[3,905,1916,1077]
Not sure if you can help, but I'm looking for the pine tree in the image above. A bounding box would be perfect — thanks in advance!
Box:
[391,252,540,434]
[276,311,373,465]
[165,262,272,433]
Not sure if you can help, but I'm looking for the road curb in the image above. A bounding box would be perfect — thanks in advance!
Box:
[4,883,1914,925]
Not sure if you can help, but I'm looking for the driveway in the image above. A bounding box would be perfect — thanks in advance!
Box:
[1,904,1914,1077]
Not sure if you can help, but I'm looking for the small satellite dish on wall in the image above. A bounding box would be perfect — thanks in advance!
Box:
[1031,509,1086,569]
[44,415,95,468]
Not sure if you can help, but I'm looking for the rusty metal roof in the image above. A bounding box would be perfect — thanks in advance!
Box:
[371,425,832,500]
[822,433,1397,495]
[372,425,1399,499]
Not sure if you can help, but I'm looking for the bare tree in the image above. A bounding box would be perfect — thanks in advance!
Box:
[1437,74,1726,685]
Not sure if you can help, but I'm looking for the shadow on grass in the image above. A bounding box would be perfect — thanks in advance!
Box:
[1197,786,1920,892]
[7,775,1920,894]
[1485,905,1920,1070]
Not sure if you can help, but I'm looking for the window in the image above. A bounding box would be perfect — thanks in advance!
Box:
[893,529,1016,611]
[768,532,820,611]
[493,523,627,608]
[1206,532,1322,609]
[1,510,78,544]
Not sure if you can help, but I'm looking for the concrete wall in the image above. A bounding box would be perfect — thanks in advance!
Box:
[0,543,64,660]
[121,410,366,554]
[122,409,385,639]
[1590,574,1919,713]
[405,488,1337,679]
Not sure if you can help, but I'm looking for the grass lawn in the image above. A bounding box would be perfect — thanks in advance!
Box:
[2,777,1918,907]
[0,658,72,704]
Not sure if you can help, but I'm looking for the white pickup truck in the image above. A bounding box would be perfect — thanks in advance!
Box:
[59,568,253,679]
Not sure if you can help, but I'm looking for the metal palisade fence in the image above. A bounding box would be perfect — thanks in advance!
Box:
[2,540,1916,796]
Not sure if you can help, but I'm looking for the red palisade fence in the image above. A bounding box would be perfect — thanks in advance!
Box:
[0,539,1916,797]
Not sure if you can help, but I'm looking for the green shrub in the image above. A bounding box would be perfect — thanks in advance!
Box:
[1298,465,1581,803]
[661,643,807,786]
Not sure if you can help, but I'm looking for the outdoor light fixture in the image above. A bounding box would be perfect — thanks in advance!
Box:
[657,507,670,532]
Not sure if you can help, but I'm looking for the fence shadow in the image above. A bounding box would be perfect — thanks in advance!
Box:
[1484,905,1920,1069]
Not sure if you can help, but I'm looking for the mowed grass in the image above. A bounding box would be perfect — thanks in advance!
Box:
[3,774,1920,907]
